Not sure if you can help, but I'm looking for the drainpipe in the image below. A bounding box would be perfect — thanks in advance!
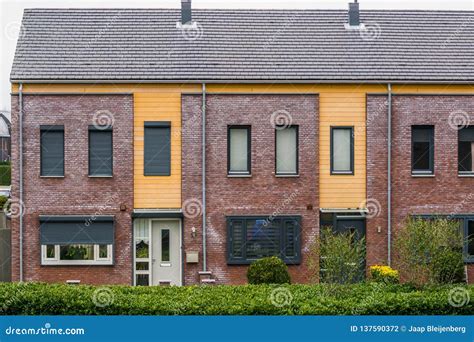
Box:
[201,83,207,272]
[387,83,392,266]
[19,83,24,282]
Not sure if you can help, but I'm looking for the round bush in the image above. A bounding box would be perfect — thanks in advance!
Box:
[247,256,291,284]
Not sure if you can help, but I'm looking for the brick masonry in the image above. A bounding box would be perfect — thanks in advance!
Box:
[10,94,134,285]
[182,94,319,284]
[367,95,474,282]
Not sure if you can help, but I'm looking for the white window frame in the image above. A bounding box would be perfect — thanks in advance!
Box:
[41,244,113,265]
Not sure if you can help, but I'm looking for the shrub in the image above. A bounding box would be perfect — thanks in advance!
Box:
[394,217,464,285]
[0,195,7,209]
[0,163,10,186]
[0,282,472,315]
[247,256,291,284]
[308,227,366,284]
[369,265,399,284]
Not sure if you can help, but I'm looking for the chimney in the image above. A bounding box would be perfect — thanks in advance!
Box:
[181,0,192,25]
[348,0,360,27]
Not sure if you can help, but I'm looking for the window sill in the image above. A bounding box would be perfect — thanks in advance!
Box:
[411,173,435,178]
[40,176,64,178]
[41,260,113,266]
[458,173,474,178]
[88,175,113,178]
[331,172,354,176]
[275,174,299,178]
[227,174,252,178]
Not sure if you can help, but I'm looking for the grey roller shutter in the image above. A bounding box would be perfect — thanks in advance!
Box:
[89,127,113,176]
[40,216,114,245]
[40,125,64,176]
[144,122,171,176]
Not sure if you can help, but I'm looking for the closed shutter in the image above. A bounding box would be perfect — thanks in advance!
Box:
[89,127,113,176]
[228,219,244,259]
[459,127,474,142]
[40,216,114,245]
[40,125,64,176]
[144,122,171,176]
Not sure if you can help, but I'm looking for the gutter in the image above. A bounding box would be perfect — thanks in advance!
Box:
[201,83,207,272]
[387,83,392,267]
[9,79,474,85]
[19,83,24,282]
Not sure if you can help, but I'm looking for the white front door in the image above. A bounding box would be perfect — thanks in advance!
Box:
[151,220,181,286]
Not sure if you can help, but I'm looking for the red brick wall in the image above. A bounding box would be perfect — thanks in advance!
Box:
[182,94,319,284]
[367,94,474,281]
[10,94,134,285]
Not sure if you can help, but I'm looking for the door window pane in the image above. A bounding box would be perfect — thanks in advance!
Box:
[276,126,298,175]
[331,127,353,173]
[136,274,149,286]
[468,221,474,257]
[161,229,170,262]
[228,127,250,174]
[135,239,149,259]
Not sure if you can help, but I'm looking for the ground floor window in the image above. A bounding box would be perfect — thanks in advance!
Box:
[134,219,151,286]
[40,215,114,266]
[227,216,301,264]
[42,244,112,265]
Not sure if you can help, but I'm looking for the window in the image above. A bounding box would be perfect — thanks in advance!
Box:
[134,219,151,286]
[144,122,171,176]
[40,216,114,265]
[227,216,301,264]
[330,127,354,174]
[228,126,251,175]
[40,125,64,177]
[89,127,113,176]
[42,244,112,264]
[412,126,434,174]
[161,229,170,262]
[458,126,474,174]
[466,220,474,262]
[275,126,298,175]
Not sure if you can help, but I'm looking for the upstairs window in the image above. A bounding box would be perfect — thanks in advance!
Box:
[144,122,171,176]
[40,125,64,177]
[89,126,113,177]
[458,126,474,175]
[331,127,354,174]
[228,126,251,175]
[412,126,434,175]
[275,126,298,176]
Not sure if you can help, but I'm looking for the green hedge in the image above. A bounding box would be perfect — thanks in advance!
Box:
[0,164,11,185]
[0,282,473,315]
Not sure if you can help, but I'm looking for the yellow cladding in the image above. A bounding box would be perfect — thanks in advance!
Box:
[12,83,474,209]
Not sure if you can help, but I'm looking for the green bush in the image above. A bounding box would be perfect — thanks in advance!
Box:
[369,265,399,284]
[247,256,291,284]
[308,227,366,284]
[0,282,472,315]
[0,163,10,185]
[394,217,464,285]
[0,195,7,209]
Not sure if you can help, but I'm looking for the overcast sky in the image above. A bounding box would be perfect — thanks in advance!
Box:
[1,0,473,113]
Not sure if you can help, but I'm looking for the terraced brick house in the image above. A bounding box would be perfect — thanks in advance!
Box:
[9,1,474,285]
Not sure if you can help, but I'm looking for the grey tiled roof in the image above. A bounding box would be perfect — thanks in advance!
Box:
[10,9,474,82]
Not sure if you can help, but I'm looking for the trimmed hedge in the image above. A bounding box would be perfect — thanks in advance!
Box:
[0,282,473,315]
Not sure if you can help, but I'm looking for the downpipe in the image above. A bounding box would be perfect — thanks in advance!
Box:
[387,83,392,266]
[19,83,24,282]
[201,83,207,272]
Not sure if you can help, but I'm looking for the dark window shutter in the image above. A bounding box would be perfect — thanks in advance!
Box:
[144,122,171,176]
[459,127,474,142]
[89,128,113,176]
[229,219,244,259]
[40,216,114,245]
[40,126,64,176]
